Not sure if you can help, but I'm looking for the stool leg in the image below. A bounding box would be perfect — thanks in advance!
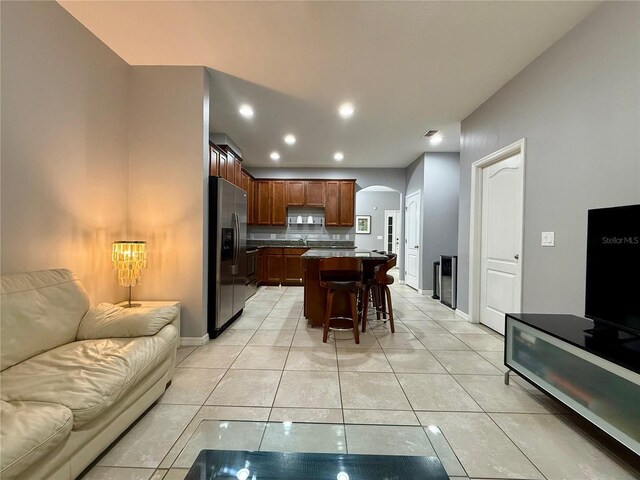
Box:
[374,286,382,320]
[380,288,387,320]
[350,290,360,344]
[362,285,370,332]
[323,289,334,343]
[384,285,395,333]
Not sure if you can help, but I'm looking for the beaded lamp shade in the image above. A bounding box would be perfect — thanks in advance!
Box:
[112,241,148,286]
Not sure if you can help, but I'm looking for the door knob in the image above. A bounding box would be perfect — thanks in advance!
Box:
[414,245,419,249]
[514,254,519,260]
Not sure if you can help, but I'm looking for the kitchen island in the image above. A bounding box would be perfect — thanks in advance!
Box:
[301,249,387,327]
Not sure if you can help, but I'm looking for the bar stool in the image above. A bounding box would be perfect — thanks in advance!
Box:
[362,253,396,333]
[319,257,363,344]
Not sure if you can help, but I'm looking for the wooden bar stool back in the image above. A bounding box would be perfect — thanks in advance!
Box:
[319,257,363,344]
[362,253,397,333]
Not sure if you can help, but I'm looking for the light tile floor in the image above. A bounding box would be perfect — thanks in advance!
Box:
[81,282,640,480]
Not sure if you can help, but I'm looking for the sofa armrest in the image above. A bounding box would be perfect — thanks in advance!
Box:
[77,303,179,340]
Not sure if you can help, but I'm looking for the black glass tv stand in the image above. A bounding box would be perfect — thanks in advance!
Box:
[504,313,640,456]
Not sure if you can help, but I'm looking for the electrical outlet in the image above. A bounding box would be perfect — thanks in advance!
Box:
[377,235,383,240]
[542,232,555,247]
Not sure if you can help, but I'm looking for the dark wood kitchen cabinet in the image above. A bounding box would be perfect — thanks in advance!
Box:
[257,247,308,286]
[226,152,238,185]
[324,181,340,226]
[339,180,355,226]
[256,180,271,225]
[305,181,325,207]
[218,151,229,182]
[283,248,308,285]
[240,171,249,192]
[286,180,325,207]
[286,181,305,206]
[234,156,242,188]
[324,180,355,226]
[264,248,284,284]
[270,181,286,225]
[209,143,220,176]
[247,176,255,225]
[257,249,266,284]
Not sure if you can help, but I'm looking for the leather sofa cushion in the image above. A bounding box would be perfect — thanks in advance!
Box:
[0,400,72,480]
[77,302,179,340]
[0,324,177,428]
[1,269,90,370]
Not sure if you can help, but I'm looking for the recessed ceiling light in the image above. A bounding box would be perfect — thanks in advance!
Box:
[333,152,344,161]
[239,104,254,118]
[270,151,280,161]
[338,103,354,118]
[429,133,443,145]
[284,134,296,145]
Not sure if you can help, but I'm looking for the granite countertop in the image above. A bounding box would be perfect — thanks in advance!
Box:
[301,249,387,259]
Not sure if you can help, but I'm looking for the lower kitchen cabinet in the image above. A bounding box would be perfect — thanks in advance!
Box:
[257,249,266,284]
[283,248,308,285]
[257,247,308,286]
[265,248,284,284]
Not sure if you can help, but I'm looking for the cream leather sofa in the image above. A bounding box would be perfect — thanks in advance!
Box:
[0,269,180,480]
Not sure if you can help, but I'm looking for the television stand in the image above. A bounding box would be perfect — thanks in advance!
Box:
[504,313,640,456]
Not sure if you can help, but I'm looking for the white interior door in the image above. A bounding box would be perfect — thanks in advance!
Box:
[404,191,421,290]
[479,153,523,334]
[384,210,400,254]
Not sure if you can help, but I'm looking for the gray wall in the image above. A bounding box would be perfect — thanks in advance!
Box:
[128,67,210,338]
[1,1,130,303]
[354,191,402,251]
[457,1,640,315]
[424,153,460,290]
[405,153,460,290]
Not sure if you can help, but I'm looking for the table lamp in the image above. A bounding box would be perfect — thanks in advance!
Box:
[112,241,147,308]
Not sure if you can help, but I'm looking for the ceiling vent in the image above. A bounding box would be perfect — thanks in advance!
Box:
[423,129,439,138]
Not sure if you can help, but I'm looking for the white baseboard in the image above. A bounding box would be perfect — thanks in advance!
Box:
[180,334,209,346]
[455,309,470,321]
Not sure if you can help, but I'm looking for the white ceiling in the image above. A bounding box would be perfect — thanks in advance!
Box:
[60,1,598,168]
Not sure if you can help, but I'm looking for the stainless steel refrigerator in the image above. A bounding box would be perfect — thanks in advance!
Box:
[208,177,247,337]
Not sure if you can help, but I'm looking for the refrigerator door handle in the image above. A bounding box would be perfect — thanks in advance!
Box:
[231,213,239,274]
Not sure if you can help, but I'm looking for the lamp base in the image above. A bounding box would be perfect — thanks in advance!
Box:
[122,286,140,308]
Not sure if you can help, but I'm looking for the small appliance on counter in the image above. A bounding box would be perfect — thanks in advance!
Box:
[208,177,247,337]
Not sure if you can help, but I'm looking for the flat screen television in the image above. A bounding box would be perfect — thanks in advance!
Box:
[585,204,640,334]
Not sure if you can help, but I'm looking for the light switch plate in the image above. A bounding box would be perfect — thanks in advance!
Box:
[377,235,383,240]
[542,231,555,247]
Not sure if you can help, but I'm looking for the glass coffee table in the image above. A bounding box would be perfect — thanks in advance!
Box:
[173,420,466,479]
[184,449,450,479]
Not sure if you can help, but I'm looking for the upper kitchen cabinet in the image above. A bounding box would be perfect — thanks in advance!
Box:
[241,170,256,225]
[255,180,271,225]
[234,155,242,187]
[209,143,220,176]
[286,181,305,206]
[325,180,355,226]
[240,170,250,192]
[339,180,355,226]
[305,181,326,207]
[211,134,244,187]
[270,180,286,225]
[286,180,325,207]
[250,177,354,227]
